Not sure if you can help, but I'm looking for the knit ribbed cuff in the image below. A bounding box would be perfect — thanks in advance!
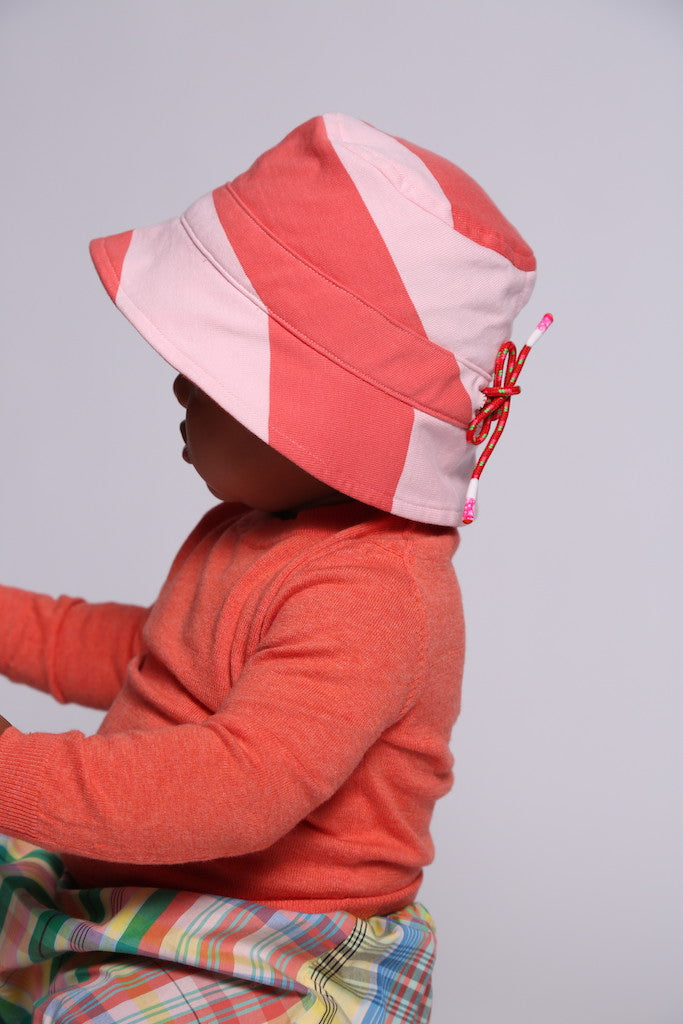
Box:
[0,727,50,846]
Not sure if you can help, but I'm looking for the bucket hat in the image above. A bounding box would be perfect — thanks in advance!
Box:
[90,113,536,526]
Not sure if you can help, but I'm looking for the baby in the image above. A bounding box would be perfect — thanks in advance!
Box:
[0,113,545,1023]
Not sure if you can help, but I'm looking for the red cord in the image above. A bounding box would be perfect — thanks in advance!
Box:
[462,314,553,525]
[461,340,532,522]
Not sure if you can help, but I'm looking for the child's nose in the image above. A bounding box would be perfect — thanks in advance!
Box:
[173,374,193,408]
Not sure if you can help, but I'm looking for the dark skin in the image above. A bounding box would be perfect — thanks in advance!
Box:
[0,376,350,740]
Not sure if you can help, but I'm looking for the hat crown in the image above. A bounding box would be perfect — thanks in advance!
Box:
[232,114,535,270]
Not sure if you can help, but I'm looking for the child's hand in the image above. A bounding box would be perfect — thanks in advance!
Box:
[0,715,12,737]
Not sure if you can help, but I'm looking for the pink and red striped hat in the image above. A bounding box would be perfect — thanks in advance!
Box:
[90,113,536,526]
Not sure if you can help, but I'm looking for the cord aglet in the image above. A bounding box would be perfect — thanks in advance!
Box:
[461,497,477,524]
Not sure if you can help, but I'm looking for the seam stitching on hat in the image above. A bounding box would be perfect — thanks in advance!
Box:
[180,207,476,429]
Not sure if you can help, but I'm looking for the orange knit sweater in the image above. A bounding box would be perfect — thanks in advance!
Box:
[0,501,464,917]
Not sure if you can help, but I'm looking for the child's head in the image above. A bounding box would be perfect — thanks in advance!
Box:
[90,113,537,525]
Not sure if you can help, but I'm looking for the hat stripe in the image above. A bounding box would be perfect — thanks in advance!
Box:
[89,230,133,302]
[207,179,418,497]
[396,137,536,273]
[392,409,473,523]
[323,113,465,357]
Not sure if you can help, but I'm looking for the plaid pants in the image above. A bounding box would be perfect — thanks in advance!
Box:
[0,837,434,1023]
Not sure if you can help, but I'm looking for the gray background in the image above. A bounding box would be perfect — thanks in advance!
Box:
[1,1,681,1021]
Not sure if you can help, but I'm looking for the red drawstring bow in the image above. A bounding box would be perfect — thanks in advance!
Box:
[461,313,553,525]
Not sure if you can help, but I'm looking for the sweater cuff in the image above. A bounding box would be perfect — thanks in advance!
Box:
[0,727,49,846]
[0,585,73,699]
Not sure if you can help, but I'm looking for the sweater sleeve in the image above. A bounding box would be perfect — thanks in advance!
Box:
[0,585,148,709]
[0,545,429,863]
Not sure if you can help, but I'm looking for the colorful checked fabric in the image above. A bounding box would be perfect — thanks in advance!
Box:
[0,836,435,1023]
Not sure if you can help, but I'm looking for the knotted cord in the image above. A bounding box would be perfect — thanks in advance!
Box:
[461,313,553,524]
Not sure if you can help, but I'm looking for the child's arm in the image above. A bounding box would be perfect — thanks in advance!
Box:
[0,506,237,710]
[0,585,148,709]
